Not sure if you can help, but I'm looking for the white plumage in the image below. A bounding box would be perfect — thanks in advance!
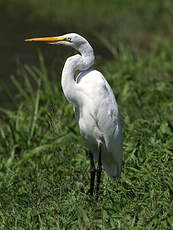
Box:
[75,68,123,178]
[25,33,123,199]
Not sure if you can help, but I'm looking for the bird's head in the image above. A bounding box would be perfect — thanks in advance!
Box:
[25,33,89,51]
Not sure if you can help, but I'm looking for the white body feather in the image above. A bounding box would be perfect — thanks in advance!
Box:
[74,69,123,178]
[60,33,123,179]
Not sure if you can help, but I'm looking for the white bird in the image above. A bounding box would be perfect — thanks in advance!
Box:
[25,33,123,200]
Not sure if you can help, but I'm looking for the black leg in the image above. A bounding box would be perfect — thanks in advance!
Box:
[96,143,102,201]
[89,152,95,197]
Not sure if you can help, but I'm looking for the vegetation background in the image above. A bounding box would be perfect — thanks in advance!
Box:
[0,0,172,229]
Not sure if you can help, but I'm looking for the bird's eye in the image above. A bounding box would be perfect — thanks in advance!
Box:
[65,37,72,42]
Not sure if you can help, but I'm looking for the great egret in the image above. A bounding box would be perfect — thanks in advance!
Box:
[25,33,123,200]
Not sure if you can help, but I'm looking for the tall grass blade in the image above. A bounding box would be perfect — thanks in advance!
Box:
[95,34,119,58]
[38,49,48,77]
[23,68,34,100]
[0,107,13,117]
[24,64,40,84]
[28,78,41,146]
[10,75,31,102]
[6,144,18,168]
[15,104,23,132]
[36,51,53,98]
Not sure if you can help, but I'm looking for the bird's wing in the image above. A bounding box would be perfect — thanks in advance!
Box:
[76,68,120,138]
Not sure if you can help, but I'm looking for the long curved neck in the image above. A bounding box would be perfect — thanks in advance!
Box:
[61,42,95,105]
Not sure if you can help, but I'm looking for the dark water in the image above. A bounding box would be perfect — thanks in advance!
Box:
[0,14,38,107]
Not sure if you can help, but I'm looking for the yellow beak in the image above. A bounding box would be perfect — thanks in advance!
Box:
[25,36,68,43]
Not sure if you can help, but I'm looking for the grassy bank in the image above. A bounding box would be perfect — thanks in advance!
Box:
[0,45,172,229]
[0,0,173,229]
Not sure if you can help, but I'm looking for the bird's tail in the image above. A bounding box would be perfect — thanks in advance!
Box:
[103,160,122,180]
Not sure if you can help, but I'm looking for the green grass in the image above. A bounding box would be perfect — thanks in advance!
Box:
[0,0,173,229]
[0,45,172,229]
